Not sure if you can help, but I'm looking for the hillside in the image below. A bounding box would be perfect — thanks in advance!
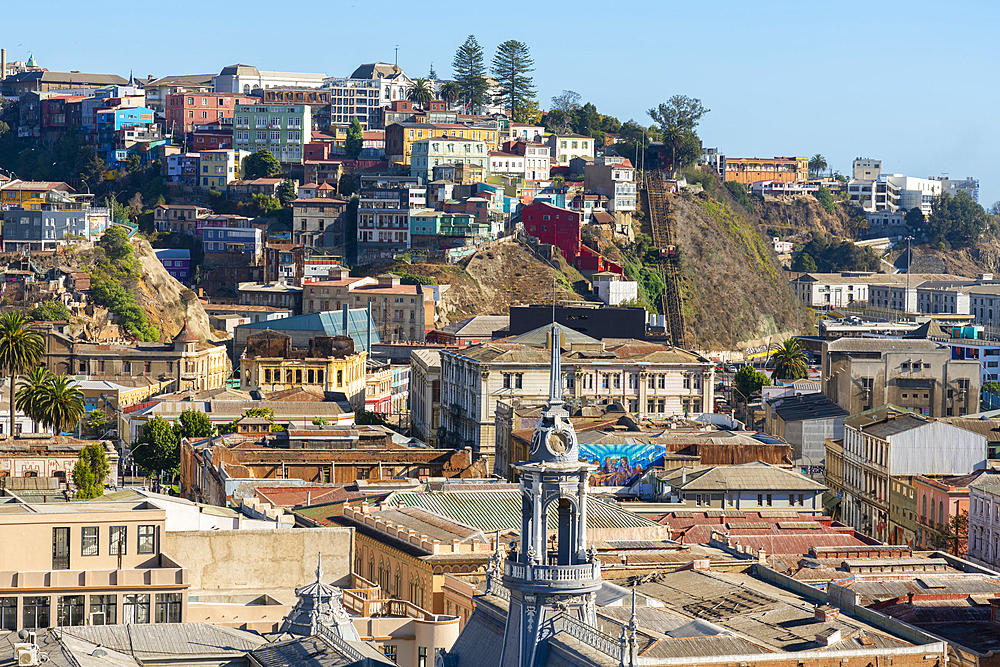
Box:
[30,236,217,343]
[756,196,855,241]
[389,241,588,326]
[668,192,812,349]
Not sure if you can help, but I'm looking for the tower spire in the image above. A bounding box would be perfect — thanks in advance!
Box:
[548,323,562,408]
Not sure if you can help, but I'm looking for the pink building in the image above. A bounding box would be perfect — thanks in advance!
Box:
[914,470,1000,553]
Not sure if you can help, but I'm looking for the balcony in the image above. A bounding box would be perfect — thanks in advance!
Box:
[503,559,600,584]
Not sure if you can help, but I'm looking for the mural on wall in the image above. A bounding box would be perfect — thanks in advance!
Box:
[582,441,667,487]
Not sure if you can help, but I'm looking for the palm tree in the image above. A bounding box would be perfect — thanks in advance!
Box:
[0,312,44,438]
[809,154,828,178]
[439,81,460,108]
[771,338,809,381]
[406,78,433,109]
[16,367,55,433]
[33,375,86,435]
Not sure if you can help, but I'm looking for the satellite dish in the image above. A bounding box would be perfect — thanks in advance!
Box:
[18,630,28,640]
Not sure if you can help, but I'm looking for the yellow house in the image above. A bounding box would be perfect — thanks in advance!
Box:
[387,123,500,166]
[239,331,367,408]
[0,180,75,207]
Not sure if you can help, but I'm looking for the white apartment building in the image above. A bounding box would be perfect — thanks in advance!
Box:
[848,172,942,216]
[967,482,1000,571]
[789,272,879,307]
[852,158,882,180]
[232,104,311,164]
[487,151,526,178]
[357,176,425,262]
[409,136,488,182]
[930,176,979,203]
[213,64,326,94]
[592,272,639,305]
[438,326,715,467]
[837,406,987,543]
[503,123,545,144]
[584,159,637,212]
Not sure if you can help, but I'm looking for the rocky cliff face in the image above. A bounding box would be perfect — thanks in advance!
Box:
[132,237,216,342]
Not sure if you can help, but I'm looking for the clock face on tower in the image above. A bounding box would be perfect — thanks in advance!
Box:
[547,430,569,455]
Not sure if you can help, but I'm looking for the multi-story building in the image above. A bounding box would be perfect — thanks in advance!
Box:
[833,405,987,543]
[848,167,943,215]
[722,156,809,185]
[546,133,595,165]
[409,349,442,445]
[238,282,303,313]
[521,201,581,264]
[154,248,191,282]
[356,175,425,262]
[0,500,188,629]
[0,179,75,207]
[302,271,434,342]
[94,106,156,164]
[410,132,489,179]
[930,175,979,202]
[153,204,211,233]
[232,103,311,164]
[212,63,327,95]
[290,196,348,249]
[2,198,110,251]
[408,210,491,240]
[164,92,255,134]
[385,122,499,165]
[852,157,882,180]
[238,331,366,407]
[911,470,999,551]
[44,323,230,392]
[141,74,215,116]
[584,158,637,212]
[821,338,980,417]
[202,226,263,262]
[967,481,1000,570]
[196,148,248,190]
[656,462,828,513]
[439,326,714,466]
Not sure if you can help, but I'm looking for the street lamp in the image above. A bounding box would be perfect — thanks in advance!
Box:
[903,236,915,315]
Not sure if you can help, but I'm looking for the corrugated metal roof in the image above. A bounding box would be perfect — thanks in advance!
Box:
[59,623,267,657]
[387,489,658,532]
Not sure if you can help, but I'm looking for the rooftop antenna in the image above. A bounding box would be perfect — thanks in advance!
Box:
[394,45,399,67]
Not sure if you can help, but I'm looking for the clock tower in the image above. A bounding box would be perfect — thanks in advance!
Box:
[498,323,601,667]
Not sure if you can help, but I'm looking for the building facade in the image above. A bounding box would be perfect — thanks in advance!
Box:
[232,104,312,163]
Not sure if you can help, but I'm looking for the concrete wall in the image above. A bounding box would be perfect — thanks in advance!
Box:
[163,526,353,591]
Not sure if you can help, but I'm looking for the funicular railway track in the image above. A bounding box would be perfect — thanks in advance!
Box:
[645,172,686,348]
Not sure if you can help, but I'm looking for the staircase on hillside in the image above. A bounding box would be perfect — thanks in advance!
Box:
[644,172,686,348]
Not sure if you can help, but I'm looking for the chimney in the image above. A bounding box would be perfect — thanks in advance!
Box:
[814,605,840,622]
[1,49,6,80]
[815,628,842,646]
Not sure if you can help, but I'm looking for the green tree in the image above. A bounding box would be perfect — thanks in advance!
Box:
[99,225,134,263]
[492,39,536,120]
[808,154,828,177]
[926,192,987,249]
[792,252,818,273]
[15,367,55,432]
[648,95,709,175]
[250,193,282,217]
[725,181,751,209]
[770,338,808,380]
[428,63,438,80]
[276,179,297,207]
[345,116,364,159]
[245,407,275,420]
[28,300,72,322]
[0,312,44,438]
[933,509,969,555]
[438,81,460,107]
[814,186,836,214]
[571,102,603,140]
[905,206,925,234]
[243,148,282,179]
[452,35,489,111]
[173,409,214,441]
[550,90,581,114]
[33,375,86,434]
[734,366,771,401]
[131,415,180,475]
[72,442,110,499]
[406,78,434,108]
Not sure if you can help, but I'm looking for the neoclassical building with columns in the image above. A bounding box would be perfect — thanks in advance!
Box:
[437,325,714,469]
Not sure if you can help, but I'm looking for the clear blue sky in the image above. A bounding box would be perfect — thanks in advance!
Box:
[6,0,999,203]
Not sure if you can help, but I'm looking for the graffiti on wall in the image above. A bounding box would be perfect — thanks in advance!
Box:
[581,442,668,487]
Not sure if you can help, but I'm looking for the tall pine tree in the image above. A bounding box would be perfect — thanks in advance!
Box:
[492,40,536,122]
[452,35,489,113]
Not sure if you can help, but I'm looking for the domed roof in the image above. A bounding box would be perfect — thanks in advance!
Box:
[173,320,199,344]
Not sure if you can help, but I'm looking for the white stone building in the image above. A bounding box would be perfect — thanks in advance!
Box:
[967,481,1000,571]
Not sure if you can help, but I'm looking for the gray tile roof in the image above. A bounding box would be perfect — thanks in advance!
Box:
[58,623,267,657]
[768,392,850,422]
[825,338,942,352]
[660,462,827,492]
[440,315,509,338]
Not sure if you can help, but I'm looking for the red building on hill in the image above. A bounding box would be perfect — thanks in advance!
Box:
[521,201,623,276]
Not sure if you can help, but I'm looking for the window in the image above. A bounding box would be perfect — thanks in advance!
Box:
[57,595,86,626]
[757,494,763,506]
[0,597,15,631]
[53,527,70,570]
[110,526,126,555]
[382,645,398,664]
[89,595,116,625]
[767,494,773,506]
[155,593,182,623]
[82,526,99,556]
[418,647,428,667]
[123,594,150,624]
[23,596,50,629]
[138,525,155,554]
